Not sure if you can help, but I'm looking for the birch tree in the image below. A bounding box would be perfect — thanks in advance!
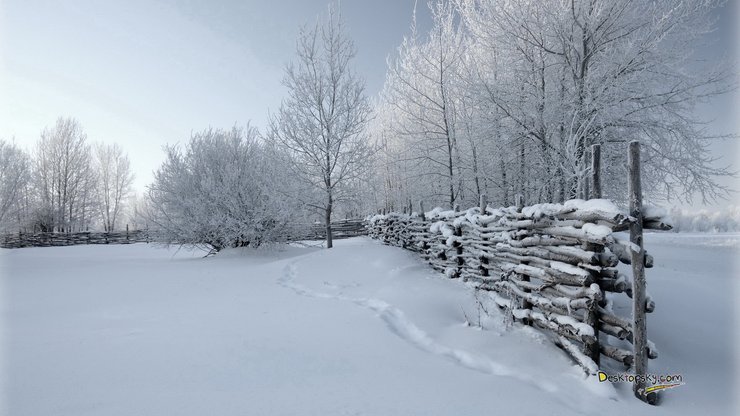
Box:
[269,5,372,248]
[94,143,134,231]
[382,1,468,209]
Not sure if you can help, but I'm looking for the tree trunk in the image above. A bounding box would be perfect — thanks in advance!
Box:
[500,157,509,206]
[591,144,602,199]
[325,193,333,249]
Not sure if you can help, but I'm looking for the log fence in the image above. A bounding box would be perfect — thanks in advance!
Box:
[285,218,367,241]
[1,229,149,249]
[367,142,668,404]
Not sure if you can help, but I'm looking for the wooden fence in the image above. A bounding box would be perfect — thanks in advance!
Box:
[1,219,368,249]
[1,229,150,249]
[367,142,668,404]
[285,219,368,241]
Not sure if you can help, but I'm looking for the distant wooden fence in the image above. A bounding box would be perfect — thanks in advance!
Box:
[368,142,669,404]
[1,219,368,249]
[1,229,150,249]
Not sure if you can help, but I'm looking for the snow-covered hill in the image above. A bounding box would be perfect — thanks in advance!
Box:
[1,234,737,415]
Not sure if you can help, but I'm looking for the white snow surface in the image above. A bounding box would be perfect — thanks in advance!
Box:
[1,234,738,415]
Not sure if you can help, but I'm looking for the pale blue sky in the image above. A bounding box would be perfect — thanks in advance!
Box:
[0,0,432,191]
[0,0,737,207]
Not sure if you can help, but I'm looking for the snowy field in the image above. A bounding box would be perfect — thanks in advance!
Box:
[1,234,738,415]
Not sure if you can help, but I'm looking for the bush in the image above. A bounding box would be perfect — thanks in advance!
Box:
[146,126,292,250]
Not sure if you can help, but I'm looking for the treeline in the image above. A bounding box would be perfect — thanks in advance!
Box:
[369,0,734,211]
[0,118,135,233]
[2,1,733,250]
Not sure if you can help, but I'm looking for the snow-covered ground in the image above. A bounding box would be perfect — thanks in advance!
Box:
[1,234,738,415]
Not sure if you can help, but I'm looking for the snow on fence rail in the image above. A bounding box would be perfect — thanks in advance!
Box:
[368,142,669,404]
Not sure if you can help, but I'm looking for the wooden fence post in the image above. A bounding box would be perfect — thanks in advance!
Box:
[479,194,489,278]
[584,143,605,354]
[591,144,602,199]
[418,200,429,262]
[513,194,531,322]
[454,224,464,280]
[583,262,601,364]
[628,140,653,404]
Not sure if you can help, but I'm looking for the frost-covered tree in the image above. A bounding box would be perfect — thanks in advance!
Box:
[147,126,291,251]
[94,143,134,231]
[381,1,467,209]
[0,139,32,232]
[34,117,97,232]
[458,0,736,203]
[372,0,735,211]
[269,5,373,248]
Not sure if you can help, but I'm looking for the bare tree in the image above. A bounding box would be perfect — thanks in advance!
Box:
[0,139,32,231]
[269,5,372,248]
[374,0,735,208]
[34,117,97,232]
[94,143,134,231]
[457,0,736,203]
[382,1,467,209]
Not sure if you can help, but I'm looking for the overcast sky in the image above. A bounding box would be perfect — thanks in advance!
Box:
[0,0,737,207]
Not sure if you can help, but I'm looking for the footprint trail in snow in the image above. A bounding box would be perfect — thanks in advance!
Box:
[277,260,559,393]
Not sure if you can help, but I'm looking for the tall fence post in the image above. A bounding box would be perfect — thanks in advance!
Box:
[583,143,606,352]
[628,140,653,404]
[591,144,601,199]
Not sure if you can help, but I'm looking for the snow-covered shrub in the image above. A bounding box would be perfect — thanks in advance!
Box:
[146,126,293,250]
[667,206,740,232]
